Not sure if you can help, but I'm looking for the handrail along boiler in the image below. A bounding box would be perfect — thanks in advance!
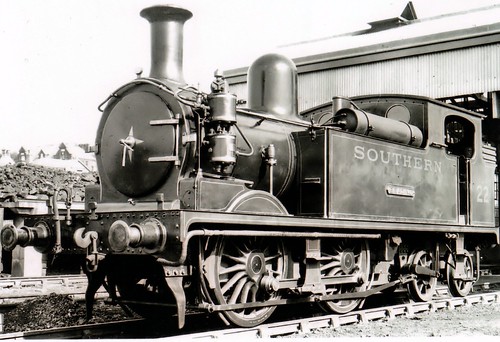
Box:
[2,5,499,329]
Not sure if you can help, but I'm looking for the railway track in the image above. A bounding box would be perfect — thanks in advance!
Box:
[0,290,498,339]
[0,275,105,306]
[170,290,500,340]
[0,318,148,339]
[0,275,498,339]
[0,275,87,288]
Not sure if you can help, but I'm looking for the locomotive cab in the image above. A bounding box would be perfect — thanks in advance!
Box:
[298,95,496,227]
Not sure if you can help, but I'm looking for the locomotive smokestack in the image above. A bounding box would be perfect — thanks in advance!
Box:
[140,5,192,84]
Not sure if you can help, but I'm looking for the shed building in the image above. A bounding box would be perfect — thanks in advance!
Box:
[225,3,500,120]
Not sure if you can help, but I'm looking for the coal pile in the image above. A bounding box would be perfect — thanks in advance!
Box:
[0,164,98,202]
[3,293,132,332]
[3,293,82,332]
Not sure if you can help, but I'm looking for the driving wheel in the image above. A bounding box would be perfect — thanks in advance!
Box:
[407,250,437,302]
[201,236,287,327]
[318,239,370,314]
[446,252,474,297]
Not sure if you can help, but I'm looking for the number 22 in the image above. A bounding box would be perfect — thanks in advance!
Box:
[476,185,490,203]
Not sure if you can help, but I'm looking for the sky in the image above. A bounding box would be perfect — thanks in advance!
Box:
[1,0,500,151]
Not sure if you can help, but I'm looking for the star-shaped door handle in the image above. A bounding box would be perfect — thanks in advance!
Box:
[119,127,144,167]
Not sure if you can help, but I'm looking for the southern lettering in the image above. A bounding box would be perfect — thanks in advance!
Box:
[354,145,442,173]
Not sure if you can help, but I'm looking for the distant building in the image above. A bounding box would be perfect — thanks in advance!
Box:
[0,143,97,173]
[0,150,15,166]
[16,147,31,164]
[31,142,97,173]
[37,149,47,159]
[54,143,71,160]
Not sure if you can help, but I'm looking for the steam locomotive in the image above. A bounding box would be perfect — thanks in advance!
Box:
[2,5,499,329]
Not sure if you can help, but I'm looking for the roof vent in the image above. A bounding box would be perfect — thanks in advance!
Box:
[365,2,417,33]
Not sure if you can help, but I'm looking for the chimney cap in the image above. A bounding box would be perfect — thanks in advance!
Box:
[140,5,193,23]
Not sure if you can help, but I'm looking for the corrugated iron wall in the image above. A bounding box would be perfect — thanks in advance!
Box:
[229,43,500,113]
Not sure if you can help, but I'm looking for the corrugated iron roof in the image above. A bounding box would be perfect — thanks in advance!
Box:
[225,4,500,83]
[281,4,500,57]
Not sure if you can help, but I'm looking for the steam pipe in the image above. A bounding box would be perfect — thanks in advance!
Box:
[50,188,72,254]
[140,5,193,84]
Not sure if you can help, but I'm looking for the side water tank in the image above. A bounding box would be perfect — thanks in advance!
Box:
[247,53,299,119]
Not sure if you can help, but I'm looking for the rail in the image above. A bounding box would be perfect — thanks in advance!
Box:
[0,318,146,339]
[0,275,104,305]
[173,291,500,340]
[0,285,498,339]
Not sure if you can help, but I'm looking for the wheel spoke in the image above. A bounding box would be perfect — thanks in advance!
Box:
[221,271,246,295]
[264,252,282,263]
[250,284,258,302]
[224,254,247,264]
[240,281,253,304]
[228,278,248,304]
[219,263,246,276]
[320,260,339,272]
[239,241,251,254]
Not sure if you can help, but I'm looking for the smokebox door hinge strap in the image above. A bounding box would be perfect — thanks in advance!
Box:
[148,114,181,166]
